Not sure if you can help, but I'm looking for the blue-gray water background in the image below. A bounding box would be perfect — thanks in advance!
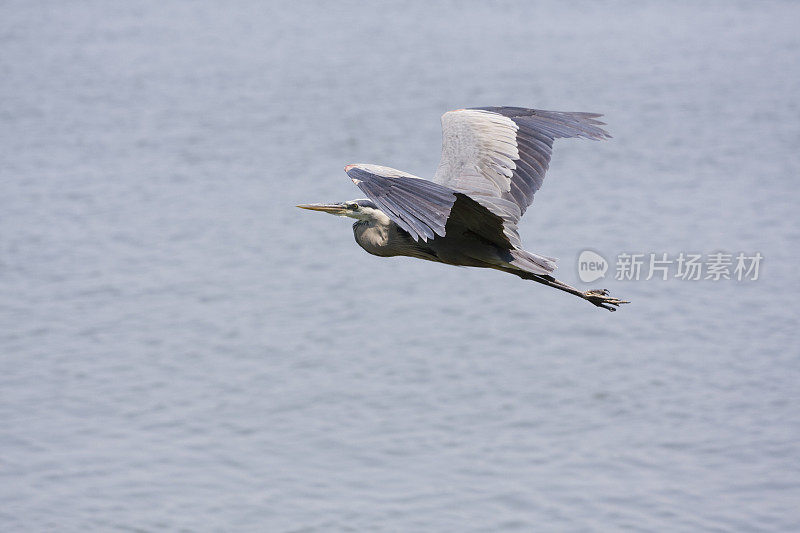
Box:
[2,1,799,531]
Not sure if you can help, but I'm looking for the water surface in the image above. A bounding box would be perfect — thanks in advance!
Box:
[1,1,799,531]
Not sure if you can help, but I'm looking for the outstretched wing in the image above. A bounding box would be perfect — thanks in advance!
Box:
[345,163,517,249]
[346,164,456,242]
[433,107,611,225]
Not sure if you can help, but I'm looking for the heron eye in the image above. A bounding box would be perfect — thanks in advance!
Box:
[349,203,359,210]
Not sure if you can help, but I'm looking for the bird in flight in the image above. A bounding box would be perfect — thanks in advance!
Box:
[298,107,628,311]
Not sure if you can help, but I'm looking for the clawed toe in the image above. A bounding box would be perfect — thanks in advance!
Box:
[583,289,630,312]
[586,288,610,297]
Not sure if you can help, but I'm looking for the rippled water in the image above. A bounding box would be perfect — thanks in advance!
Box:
[2,1,799,531]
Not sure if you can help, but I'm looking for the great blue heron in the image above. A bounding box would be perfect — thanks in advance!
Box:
[298,107,628,311]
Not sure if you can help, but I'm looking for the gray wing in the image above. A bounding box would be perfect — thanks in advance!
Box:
[345,163,534,250]
[433,107,611,226]
[345,164,456,242]
[346,163,518,248]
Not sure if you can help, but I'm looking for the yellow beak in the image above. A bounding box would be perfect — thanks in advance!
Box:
[296,203,349,215]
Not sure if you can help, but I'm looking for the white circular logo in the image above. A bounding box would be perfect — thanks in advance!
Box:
[577,250,608,283]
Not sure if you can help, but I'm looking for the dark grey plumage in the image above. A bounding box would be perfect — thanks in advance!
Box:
[347,167,454,241]
[298,106,628,311]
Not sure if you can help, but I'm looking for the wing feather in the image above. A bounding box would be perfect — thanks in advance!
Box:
[345,164,518,249]
[433,107,611,225]
[346,164,455,242]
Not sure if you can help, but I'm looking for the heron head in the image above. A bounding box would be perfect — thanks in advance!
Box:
[297,199,385,221]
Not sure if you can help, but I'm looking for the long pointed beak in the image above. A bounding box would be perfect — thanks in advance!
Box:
[296,203,349,215]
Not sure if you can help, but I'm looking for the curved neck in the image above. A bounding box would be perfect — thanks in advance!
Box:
[353,218,394,257]
[352,218,439,262]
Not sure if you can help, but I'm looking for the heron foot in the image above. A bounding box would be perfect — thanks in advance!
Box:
[583,289,630,312]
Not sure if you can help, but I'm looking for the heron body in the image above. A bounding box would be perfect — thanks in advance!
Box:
[299,107,628,311]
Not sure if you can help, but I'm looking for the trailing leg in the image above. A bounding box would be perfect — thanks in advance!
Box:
[503,268,629,311]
